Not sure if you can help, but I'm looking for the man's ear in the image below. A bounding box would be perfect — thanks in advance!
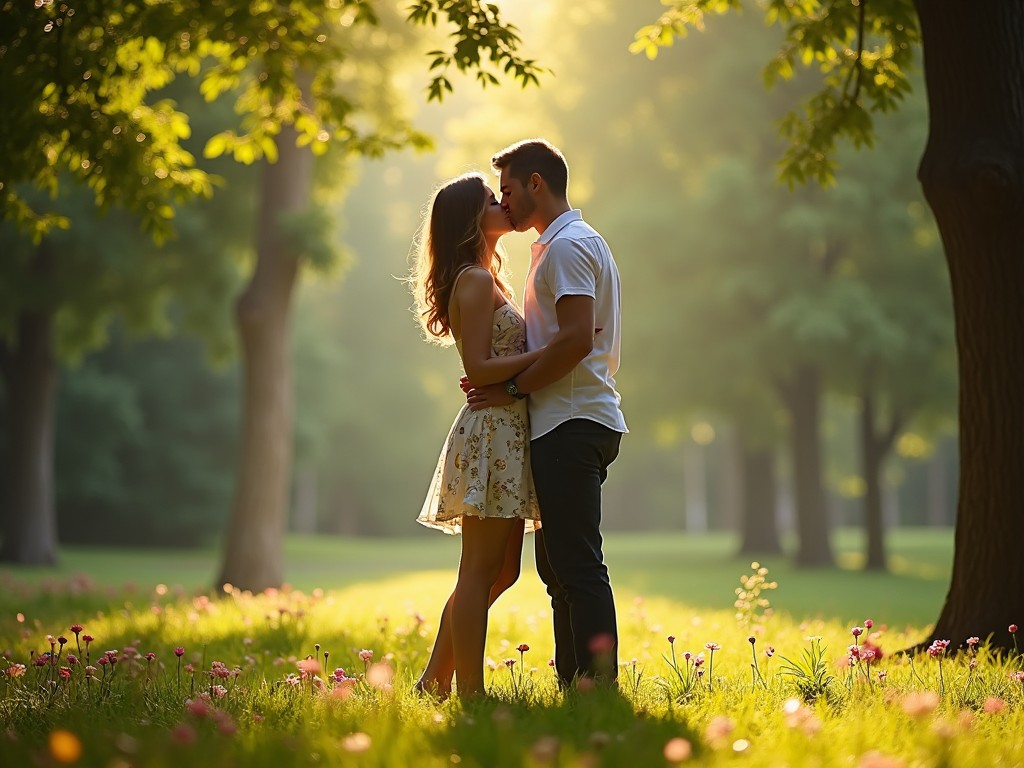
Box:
[529,172,542,192]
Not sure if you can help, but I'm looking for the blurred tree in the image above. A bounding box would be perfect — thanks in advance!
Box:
[636,0,1020,649]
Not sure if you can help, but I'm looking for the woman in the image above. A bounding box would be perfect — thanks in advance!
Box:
[410,172,542,698]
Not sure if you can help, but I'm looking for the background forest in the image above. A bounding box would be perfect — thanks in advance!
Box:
[0,1,956,562]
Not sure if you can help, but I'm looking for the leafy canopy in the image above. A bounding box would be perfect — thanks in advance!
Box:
[0,0,545,242]
[632,0,920,185]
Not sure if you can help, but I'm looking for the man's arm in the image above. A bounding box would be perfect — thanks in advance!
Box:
[466,294,594,410]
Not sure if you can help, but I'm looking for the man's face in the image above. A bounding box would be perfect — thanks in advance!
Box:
[498,167,537,233]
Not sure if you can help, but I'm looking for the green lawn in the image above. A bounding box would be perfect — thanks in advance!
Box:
[1,527,953,630]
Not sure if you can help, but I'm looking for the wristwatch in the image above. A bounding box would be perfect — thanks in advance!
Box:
[504,378,527,400]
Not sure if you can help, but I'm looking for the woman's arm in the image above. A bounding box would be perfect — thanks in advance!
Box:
[454,268,545,387]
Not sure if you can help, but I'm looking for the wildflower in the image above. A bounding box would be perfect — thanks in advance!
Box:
[58,668,71,680]
[705,642,721,652]
[764,646,775,658]
[6,664,26,678]
[705,715,734,749]
[547,659,555,667]
[693,653,705,667]
[365,662,394,689]
[186,698,209,718]
[174,647,185,657]
[966,636,979,649]
[505,659,516,669]
[1011,671,1024,683]
[852,627,863,638]
[748,636,755,645]
[927,639,950,657]
[66,654,77,666]
[588,633,615,654]
[901,690,940,718]
[341,732,372,753]
[663,737,692,762]
[864,619,874,629]
[48,730,83,764]
[1010,624,1019,634]
[667,635,676,645]
[211,684,228,698]
[358,649,374,663]
[170,723,197,746]
[145,652,156,662]
[517,643,530,653]
[857,750,906,768]
[70,624,84,634]
[529,736,560,763]
[84,666,97,679]
[982,696,1006,714]
[297,658,321,677]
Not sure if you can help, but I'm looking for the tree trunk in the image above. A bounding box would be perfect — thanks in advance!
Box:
[913,1,1024,651]
[778,365,834,567]
[0,244,59,565]
[859,375,902,572]
[217,122,313,593]
[0,314,59,565]
[682,438,708,532]
[736,428,782,556]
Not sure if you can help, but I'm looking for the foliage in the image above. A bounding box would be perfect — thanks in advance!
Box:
[632,0,921,186]
[1,561,1023,767]
[776,636,837,704]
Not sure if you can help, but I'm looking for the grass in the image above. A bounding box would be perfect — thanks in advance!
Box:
[2,527,954,628]
[7,527,1021,768]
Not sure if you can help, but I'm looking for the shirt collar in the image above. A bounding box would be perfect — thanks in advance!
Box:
[535,209,582,246]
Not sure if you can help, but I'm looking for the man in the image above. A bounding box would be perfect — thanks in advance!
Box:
[466,139,627,687]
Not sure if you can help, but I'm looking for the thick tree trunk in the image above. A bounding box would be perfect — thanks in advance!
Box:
[914,1,1024,651]
[735,427,781,556]
[778,365,834,567]
[0,244,59,565]
[0,313,59,565]
[217,123,313,593]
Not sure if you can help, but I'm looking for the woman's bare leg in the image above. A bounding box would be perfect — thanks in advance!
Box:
[417,519,526,696]
[451,515,521,697]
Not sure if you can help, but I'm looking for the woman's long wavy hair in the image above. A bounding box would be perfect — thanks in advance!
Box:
[411,172,514,343]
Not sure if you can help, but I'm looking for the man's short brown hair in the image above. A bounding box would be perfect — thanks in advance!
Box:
[491,139,569,198]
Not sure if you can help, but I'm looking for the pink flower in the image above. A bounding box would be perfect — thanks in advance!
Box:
[667,636,676,645]
[983,696,1006,714]
[902,691,939,718]
[764,646,775,658]
[211,684,228,698]
[852,627,863,637]
[548,659,555,667]
[517,644,530,653]
[81,635,94,644]
[663,737,692,762]
[170,723,197,746]
[186,698,209,718]
[145,652,156,662]
[6,664,26,678]
[66,654,77,666]
[70,624,84,634]
[864,619,874,629]
[966,637,979,648]
[358,649,374,663]
[174,647,185,657]
[705,642,721,651]
[693,653,705,667]
[1010,624,1019,634]
[504,659,516,668]
[588,633,615,654]
[927,639,950,657]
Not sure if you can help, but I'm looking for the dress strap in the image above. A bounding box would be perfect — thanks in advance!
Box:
[451,263,488,296]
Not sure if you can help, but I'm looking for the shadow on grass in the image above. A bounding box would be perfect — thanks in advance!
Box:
[434,687,696,768]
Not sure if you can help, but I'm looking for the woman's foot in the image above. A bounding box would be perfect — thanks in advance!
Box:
[413,678,451,700]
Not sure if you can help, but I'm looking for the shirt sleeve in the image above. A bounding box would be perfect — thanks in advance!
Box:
[544,236,598,302]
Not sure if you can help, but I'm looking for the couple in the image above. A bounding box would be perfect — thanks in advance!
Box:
[410,139,627,698]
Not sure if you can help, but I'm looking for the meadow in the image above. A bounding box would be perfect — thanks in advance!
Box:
[3,529,1024,767]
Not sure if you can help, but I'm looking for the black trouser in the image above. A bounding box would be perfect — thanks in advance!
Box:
[531,418,622,687]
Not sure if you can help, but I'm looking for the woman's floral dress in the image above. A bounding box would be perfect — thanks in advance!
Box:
[417,303,541,535]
